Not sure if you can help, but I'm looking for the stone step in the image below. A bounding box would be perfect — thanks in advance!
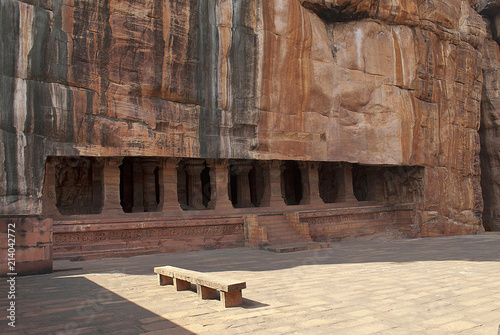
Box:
[264,242,333,253]
[266,239,315,246]
[267,232,312,240]
[267,232,312,241]
[257,213,314,249]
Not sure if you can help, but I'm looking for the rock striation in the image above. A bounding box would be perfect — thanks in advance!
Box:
[0,0,497,236]
[479,1,500,231]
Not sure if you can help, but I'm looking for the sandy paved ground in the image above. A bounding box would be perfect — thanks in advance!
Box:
[2,235,500,334]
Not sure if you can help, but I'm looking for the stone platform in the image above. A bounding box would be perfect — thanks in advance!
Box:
[52,204,416,261]
[2,235,500,334]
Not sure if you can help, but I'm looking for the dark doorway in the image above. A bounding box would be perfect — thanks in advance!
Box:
[120,158,134,213]
[228,162,265,208]
[281,161,303,206]
[201,164,211,208]
[154,167,160,205]
[119,157,161,213]
[249,165,260,207]
[352,164,368,201]
[318,162,337,203]
[229,172,238,206]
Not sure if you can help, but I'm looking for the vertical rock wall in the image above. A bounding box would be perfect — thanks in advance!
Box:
[0,0,493,235]
[256,0,485,233]
[0,0,261,215]
[480,3,500,231]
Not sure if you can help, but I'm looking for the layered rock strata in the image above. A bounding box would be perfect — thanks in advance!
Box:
[0,0,492,236]
[479,2,500,231]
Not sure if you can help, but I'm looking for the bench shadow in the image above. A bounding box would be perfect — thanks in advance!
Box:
[167,283,269,309]
[241,298,270,309]
[9,276,195,335]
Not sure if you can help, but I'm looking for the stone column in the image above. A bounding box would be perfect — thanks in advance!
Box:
[231,163,253,208]
[141,159,158,212]
[308,162,324,206]
[184,161,206,210]
[42,158,60,218]
[298,162,310,205]
[270,160,286,208]
[214,160,233,212]
[101,158,123,215]
[335,164,358,203]
[162,159,182,212]
[132,160,144,212]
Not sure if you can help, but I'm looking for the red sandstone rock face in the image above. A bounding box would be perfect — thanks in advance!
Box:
[257,0,485,233]
[480,11,500,231]
[0,0,491,234]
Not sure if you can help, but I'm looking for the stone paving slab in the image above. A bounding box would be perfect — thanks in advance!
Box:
[1,236,500,334]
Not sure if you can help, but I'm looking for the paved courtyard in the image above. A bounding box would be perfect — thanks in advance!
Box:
[2,235,500,334]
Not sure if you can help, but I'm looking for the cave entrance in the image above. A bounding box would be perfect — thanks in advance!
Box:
[177,160,212,210]
[318,162,338,203]
[119,157,162,213]
[281,161,303,206]
[352,164,369,201]
[228,161,265,208]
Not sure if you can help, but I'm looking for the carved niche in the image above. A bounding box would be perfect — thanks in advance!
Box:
[55,157,103,215]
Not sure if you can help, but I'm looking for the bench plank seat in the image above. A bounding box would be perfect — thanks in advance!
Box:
[154,266,246,307]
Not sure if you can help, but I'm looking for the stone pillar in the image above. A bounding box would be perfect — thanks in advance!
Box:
[132,160,144,212]
[162,159,182,212]
[308,162,324,206]
[42,158,60,218]
[121,159,134,213]
[184,161,206,210]
[335,164,358,203]
[298,162,310,205]
[231,163,253,208]
[101,158,123,215]
[214,160,233,212]
[141,159,159,212]
[270,160,286,208]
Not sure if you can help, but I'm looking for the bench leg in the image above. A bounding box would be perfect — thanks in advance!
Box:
[158,274,173,286]
[197,285,217,300]
[174,278,191,291]
[220,290,242,308]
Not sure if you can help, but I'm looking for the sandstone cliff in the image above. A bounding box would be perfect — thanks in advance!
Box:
[0,0,495,234]
[479,1,500,231]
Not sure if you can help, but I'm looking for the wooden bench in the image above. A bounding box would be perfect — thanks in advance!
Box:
[154,266,246,307]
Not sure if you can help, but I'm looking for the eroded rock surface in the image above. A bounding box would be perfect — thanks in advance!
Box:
[0,0,494,234]
[480,3,500,231]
